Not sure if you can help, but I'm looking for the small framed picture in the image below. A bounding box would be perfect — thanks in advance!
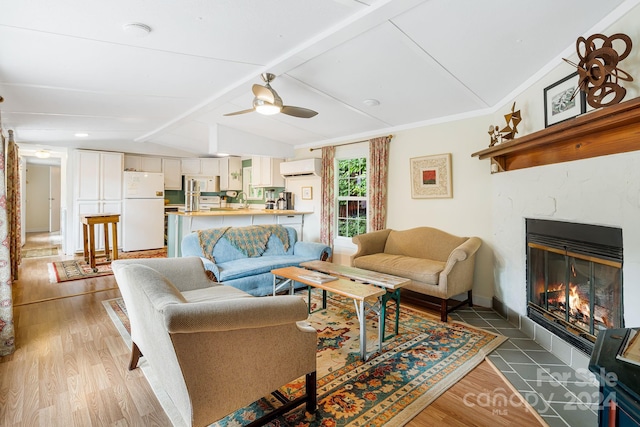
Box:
[543,72,586,127]
[410,153,452,199]
[301,186,313,200]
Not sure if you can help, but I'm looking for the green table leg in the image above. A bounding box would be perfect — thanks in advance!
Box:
[380,289,402,341]
[307,286,328,314]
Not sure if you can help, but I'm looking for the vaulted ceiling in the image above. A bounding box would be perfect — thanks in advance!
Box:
[0,0,633,158]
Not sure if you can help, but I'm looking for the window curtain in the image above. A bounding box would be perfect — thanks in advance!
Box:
[0,129,18,356]
[368,136,391,231]
[7,131,21,280]
[319,146,335,251]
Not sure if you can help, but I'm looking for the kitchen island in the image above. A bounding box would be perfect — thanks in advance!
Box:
[166,209,312,257]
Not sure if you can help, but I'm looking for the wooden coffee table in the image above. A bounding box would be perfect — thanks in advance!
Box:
[300,261,410,342]
[271,266,385,361]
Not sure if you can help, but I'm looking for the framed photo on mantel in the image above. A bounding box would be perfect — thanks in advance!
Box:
[544,72,587,127]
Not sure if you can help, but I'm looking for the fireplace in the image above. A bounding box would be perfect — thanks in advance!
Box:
[526,219,624,354]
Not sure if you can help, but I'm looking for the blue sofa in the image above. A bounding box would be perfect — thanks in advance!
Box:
[181,225,331,296]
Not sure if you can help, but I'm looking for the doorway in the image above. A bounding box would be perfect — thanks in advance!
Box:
[22,157,63,257]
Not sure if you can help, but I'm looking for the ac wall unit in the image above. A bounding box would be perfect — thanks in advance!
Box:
[280,158,322,178]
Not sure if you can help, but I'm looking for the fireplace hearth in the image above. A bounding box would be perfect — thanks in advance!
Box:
[526,219,623,354]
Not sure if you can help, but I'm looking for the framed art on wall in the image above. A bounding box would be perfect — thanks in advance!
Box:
[410,153,452,199]
[301,186,313,200]
[544,72,586,127]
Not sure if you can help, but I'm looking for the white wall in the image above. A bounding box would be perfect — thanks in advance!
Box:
[294,121,495,306]
[386,117,494,306]
[284,175,321,242]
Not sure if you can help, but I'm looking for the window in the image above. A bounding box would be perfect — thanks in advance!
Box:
[337,157,367,238]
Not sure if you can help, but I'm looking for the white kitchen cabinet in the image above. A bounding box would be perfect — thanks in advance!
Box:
[125,155,162,172]
[77,150,123,201]
[124,155,140,171]
[77,151,101,200]
[251,156,284,188]
[162,158,182,190]
[181,158,201,175]
[101,153,124,200]
[73,150,123,253]
[200,158,220,176]
[277,214,304,240]
[219,157,242,191]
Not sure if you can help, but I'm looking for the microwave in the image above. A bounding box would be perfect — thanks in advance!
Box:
[184,175,220,193]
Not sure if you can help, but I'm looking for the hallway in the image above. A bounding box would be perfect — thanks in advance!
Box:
[20,231,62,258]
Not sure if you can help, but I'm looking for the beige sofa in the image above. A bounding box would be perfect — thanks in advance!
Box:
[351,227,481,321]
[112,257,317,427]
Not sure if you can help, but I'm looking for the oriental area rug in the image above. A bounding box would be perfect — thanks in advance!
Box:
[104,292,506,427]
[48,248,167,283]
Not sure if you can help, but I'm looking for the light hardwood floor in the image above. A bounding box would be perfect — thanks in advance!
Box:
[1,233,546,426]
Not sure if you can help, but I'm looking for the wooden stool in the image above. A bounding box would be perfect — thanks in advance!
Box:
[81,213,120,272]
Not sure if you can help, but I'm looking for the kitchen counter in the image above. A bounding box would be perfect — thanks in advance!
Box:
[173,209,311,216]
[166,210,311,257]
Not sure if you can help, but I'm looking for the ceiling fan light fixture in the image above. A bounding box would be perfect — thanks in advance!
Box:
[35,150,50,159]
[253,98,281,115]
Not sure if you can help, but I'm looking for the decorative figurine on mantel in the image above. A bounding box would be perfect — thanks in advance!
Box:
[488,102,522,147]
[563,33,633,108]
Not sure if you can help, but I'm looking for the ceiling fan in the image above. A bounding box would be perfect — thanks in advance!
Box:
[224,73,318,118]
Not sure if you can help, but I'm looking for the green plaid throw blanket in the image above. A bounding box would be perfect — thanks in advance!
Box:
[197,225,290,262]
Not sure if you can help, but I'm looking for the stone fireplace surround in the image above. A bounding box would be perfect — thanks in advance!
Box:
[487,100,640,372]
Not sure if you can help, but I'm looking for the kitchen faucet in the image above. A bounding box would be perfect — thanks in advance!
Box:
[236,191,249,209]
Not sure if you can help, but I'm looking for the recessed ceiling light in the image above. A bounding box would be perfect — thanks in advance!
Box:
[35,150,50,159]
[363,99,380,107]
[122,22,152,38]
[74,132,89,137]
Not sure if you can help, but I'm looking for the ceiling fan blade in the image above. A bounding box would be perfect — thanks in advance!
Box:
[252,84,275,103]
[281,105,318,118]
[223,108,255,116]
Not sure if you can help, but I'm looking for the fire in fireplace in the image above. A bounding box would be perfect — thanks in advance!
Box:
[526,219,623,354]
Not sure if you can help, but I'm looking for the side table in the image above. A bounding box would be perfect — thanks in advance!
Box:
[589,328,640,427]
[81,213,120,272]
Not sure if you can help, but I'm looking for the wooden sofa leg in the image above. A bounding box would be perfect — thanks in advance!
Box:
[440,300,448,322]
[468,290,473,308]
[306,371,317,414]
[129,342,142,370]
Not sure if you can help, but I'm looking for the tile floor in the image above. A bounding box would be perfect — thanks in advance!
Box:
[448,307,600,427]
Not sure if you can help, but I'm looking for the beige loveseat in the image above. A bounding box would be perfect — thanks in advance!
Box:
[112,257,317,427]
[351,227,481,321]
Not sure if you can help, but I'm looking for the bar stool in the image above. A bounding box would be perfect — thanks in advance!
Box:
[81,213,120,272]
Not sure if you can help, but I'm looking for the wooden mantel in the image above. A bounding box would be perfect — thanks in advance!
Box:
[471,97,640,172]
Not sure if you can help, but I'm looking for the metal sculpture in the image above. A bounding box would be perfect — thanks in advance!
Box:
[488,102,522,147]
[564,33,633,108]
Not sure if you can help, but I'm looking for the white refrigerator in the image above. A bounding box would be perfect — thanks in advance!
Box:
[122,171,165,252]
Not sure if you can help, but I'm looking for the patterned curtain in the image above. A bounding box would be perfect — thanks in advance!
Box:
[319,146,335,251]
[369,136,391,231]
[7,131,21,280]
[0,130,17,356]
